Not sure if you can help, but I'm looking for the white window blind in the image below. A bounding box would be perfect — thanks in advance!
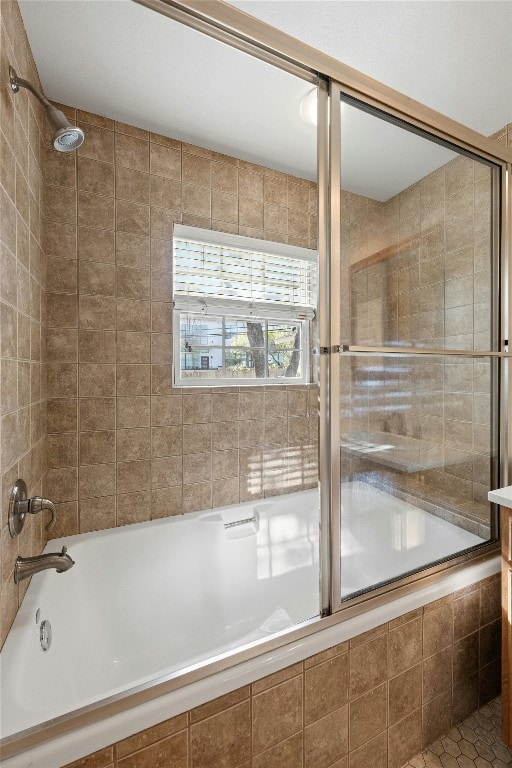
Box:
[173,224,317,320]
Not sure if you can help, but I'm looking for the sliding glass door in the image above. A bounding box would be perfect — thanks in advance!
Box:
[328,85,506,609]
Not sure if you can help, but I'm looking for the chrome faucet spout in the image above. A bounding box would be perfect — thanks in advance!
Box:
[14,546,75,584]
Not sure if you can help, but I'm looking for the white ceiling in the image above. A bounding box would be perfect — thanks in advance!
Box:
[18,0,512,201]
[231,0,512,137]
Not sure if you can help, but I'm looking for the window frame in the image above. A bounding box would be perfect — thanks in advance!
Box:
[173,310,310,387]
[172,224,317,389]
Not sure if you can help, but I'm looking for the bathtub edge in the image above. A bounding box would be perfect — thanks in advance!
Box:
[1,553,500,768]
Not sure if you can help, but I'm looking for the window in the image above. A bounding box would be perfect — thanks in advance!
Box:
[172,225,317,387]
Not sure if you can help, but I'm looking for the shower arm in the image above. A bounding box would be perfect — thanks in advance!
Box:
[8,64,84,153]
[9,65,50,106]
[8,65,71,133]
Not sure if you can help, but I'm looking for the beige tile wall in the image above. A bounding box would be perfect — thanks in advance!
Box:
[341,132,511,529]
[0,0,47,647]
[63,573,500,768]
[43,107,319,537]
[347,151,492,351]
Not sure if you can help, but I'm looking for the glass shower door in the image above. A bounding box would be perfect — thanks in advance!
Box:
[333,90,502,605]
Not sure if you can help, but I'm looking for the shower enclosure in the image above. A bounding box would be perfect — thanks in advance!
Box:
[127,0,507,670]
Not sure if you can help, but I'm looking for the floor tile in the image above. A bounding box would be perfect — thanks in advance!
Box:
[401,698,512,768]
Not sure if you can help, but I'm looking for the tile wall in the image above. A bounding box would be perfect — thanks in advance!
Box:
[340,129,512,531]
[43,107,319,538]
[347,152,493,350]
[38,99,512,544]
[0,0,47,647]
[63,573,500,768]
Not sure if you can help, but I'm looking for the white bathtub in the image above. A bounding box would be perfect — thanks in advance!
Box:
[1,488,320,740]
[0,481,498,767]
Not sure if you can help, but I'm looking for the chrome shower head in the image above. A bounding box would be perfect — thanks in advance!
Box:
[9,65,85,153]
[44,102,85,152]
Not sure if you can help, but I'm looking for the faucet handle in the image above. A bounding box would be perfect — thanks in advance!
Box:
[25,496,56,531]
[45,505,56,532]
[8,481,57,537]
[35,496,56,531]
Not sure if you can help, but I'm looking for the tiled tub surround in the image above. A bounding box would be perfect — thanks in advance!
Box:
[0,1,507,762]
[19,569,498,768]
[42,102,512,543]
[0,0,47,648]
[43,105,319,538]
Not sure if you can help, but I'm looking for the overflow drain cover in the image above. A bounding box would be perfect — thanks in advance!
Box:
[40,619,52,651]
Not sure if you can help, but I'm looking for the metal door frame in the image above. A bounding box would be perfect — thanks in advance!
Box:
[322,83,511,613]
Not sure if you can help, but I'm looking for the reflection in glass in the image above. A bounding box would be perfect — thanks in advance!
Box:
[339,353,495,599]
[180,315,223,350]
[339,481,485,599]
[225,318,251,347]
[339,100,494,351]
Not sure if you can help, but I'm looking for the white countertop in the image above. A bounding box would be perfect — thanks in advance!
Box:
[488,486,512,507]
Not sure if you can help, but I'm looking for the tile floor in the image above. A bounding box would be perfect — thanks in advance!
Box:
[402,698,512,767]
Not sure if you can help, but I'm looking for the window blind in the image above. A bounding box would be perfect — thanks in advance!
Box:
[173,226,317,320]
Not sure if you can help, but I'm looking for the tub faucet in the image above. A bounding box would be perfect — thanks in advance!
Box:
[14,546,75,584]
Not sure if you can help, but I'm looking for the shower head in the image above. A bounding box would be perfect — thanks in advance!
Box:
[9,65,85,152]
[44,103,85,152]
